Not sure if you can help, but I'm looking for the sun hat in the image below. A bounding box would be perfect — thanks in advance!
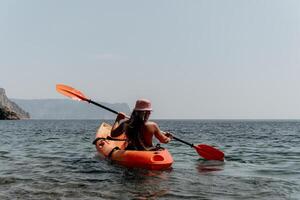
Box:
[134,99,152,111]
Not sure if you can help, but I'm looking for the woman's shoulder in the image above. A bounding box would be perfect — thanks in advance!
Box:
[145,121,159,128]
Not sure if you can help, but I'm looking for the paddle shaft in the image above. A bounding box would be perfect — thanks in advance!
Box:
[88,98,194,148]
[87,99,119,115]
[172,136,195,148]
[88,98,197,149]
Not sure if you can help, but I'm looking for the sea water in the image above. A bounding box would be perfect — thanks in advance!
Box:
[0,120,299,199]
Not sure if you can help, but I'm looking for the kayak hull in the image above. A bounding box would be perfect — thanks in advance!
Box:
[94,122,173,170]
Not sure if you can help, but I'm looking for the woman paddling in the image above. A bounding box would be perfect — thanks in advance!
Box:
[111,99,173,150]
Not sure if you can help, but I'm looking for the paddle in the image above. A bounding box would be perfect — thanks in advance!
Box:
[172,136,224,161]
[56,84,119,115]
[56,84,225,161]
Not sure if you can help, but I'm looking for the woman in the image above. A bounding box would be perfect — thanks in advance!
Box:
[111,99,172,150]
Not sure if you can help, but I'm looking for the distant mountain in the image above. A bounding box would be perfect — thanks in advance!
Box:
[12,99,131,119]
[0,88,30,120]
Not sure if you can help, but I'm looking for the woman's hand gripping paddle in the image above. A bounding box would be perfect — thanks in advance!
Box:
[56,84,225,161]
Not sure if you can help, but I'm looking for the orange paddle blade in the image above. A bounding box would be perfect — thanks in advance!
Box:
[56,84,88,101]
[194,144,225,161]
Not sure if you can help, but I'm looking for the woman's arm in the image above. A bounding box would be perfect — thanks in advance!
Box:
[152,122,172,143]
[111,112,127,137]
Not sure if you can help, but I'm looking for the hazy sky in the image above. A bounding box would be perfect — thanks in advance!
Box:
[1,0,300,119]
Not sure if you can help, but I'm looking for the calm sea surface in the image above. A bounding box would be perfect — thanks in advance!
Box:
[0,120,299,200]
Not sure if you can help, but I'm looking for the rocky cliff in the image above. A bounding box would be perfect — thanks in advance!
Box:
[0,88,30,120]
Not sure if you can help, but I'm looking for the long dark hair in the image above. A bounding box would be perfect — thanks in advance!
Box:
[126,111,148,150]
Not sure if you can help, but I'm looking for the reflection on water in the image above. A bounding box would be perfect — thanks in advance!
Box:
[120,168,172,199]
[95,152,173,199]
[197,160,225,173]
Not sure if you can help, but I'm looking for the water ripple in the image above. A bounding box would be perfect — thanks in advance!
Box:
[0,120,299,199]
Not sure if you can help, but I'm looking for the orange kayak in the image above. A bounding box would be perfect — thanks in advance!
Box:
[94,122,173,170]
